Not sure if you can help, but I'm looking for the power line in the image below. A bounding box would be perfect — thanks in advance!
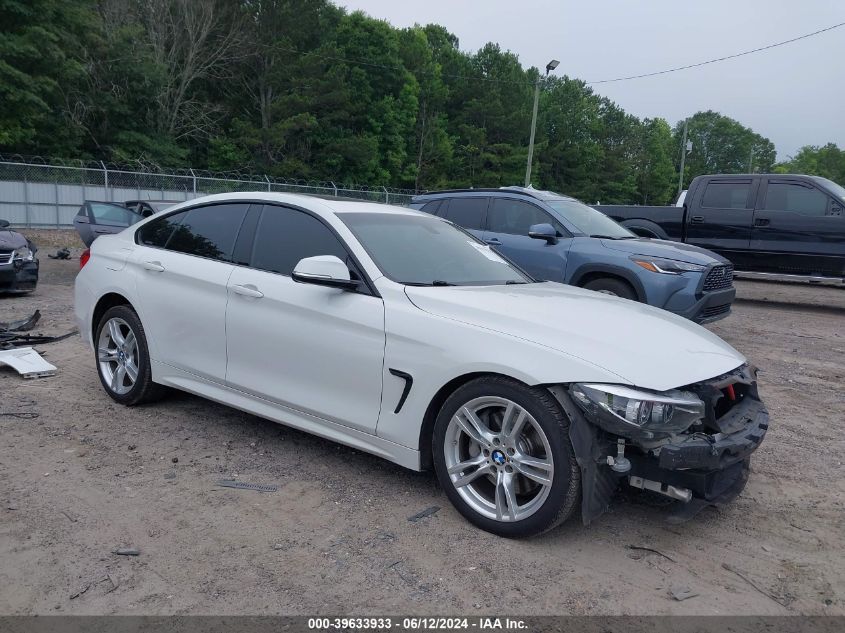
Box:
[586,21,845,84]
[277,20,845,88]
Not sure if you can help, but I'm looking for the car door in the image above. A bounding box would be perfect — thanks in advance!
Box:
[224,204,385,434]
[685,178,757,265]
[73,202,141,247]
[482,197,570,282]
[131,202,250,384]
[750,178,845,276]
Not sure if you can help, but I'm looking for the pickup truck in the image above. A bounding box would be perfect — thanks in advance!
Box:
[595,174,845,281]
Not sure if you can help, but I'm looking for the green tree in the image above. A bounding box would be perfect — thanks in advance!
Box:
[675,110,775,187]
[634,118,676,205]
[0,0,94,154]
[775,143,845,184]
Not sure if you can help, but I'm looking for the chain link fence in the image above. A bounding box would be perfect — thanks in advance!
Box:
[0,154,417,228]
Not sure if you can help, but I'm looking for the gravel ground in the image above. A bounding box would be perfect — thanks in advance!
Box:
[0,253,843,616]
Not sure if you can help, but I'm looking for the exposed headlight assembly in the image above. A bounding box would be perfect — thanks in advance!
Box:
[13,246,34,262]
[570,383,705,439]
[630,256,705,274]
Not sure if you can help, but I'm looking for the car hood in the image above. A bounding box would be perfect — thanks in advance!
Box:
[0,229,27,250]
[599,237,730,265]
[405,282,745,391]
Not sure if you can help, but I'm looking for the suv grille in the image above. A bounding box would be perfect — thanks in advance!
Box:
[703,264,734,291]
[0,250,13,264]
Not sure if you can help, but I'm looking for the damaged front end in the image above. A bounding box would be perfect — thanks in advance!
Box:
[550,364,768,524]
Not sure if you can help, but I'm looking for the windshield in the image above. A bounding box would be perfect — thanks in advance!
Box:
[340,212,532,286]
[811,176,845,201]
[546,199,635,239]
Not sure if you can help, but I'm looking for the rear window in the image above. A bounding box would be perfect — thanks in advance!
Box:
[701,181,752,209]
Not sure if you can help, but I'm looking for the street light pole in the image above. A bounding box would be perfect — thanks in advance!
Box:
[677,119,689,197]
[524,59,559,188]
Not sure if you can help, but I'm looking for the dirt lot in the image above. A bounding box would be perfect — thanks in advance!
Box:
[1,245,843,616]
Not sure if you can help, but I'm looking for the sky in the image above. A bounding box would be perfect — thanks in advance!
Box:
[341,0,845,160]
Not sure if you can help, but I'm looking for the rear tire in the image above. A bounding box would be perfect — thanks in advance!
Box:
[95,305,167,406]
[433,376,580,538]
[583,277,637,300]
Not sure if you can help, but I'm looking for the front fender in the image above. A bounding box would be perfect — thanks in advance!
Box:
[568,262,648,303]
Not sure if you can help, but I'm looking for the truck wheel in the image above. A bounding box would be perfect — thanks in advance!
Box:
[583,278,637,300]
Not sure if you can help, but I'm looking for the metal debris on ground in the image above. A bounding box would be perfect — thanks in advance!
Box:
[112,547,140,556]
[0,330,77,350]
[216,479,278,493]
[48,248,71,260]
[0,310,41,332]
[407,506,440,522]
[669,585,699,601]
[0,347,57,378]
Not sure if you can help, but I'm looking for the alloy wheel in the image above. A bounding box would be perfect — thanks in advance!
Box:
[443,396,554,522]
[98,317,139,395]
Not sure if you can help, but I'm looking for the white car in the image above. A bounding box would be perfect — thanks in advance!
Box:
[74,192,769,537]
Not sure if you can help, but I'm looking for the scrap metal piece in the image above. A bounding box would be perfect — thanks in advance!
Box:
[0,347,57,378]
[0,329,77,350]
[0,310,41,332]
[216,479,278,493]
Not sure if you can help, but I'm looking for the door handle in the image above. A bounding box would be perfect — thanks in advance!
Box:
[94,228,111,234]
[231,284,264,299]
[142,261,165,272]
[754,218,770,227]
[690,216,705,224]
[484,238,502,245]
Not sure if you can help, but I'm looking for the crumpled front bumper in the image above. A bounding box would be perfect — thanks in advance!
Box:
[0,260,39,292]
[627,391,768,519]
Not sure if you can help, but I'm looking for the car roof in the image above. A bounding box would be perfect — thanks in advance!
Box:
[412,186,579,203]
[162,191,427,218]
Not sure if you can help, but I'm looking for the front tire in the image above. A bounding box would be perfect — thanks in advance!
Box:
[433,376,580,537]
[95,305,166,406]
[583,277,637,300]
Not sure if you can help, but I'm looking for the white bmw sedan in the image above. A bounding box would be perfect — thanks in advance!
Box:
[75,192,769,537]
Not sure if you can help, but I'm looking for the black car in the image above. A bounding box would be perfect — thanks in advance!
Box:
[0,219,39,293]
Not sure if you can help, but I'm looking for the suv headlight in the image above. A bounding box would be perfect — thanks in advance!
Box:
[630,256,705,274]
[13,246,34,262]
[570,383,704,439]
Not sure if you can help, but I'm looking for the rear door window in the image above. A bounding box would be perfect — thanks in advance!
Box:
[765,182,830,216]
[701,181,753,209]
[137,204,249,262]
[136,211,188,248]
[442,197,487,230]
[166,204,249,262]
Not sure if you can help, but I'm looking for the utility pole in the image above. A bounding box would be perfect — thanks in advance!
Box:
[748,146,754,172]
[524,59,559,188]
[677,119,689,197]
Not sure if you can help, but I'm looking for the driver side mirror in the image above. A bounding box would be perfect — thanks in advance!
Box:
[0,219,9,228]
[528,223,558,244]
[292,255,360,291]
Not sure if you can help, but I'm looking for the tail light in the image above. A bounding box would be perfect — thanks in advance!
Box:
[80,248,90,269]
